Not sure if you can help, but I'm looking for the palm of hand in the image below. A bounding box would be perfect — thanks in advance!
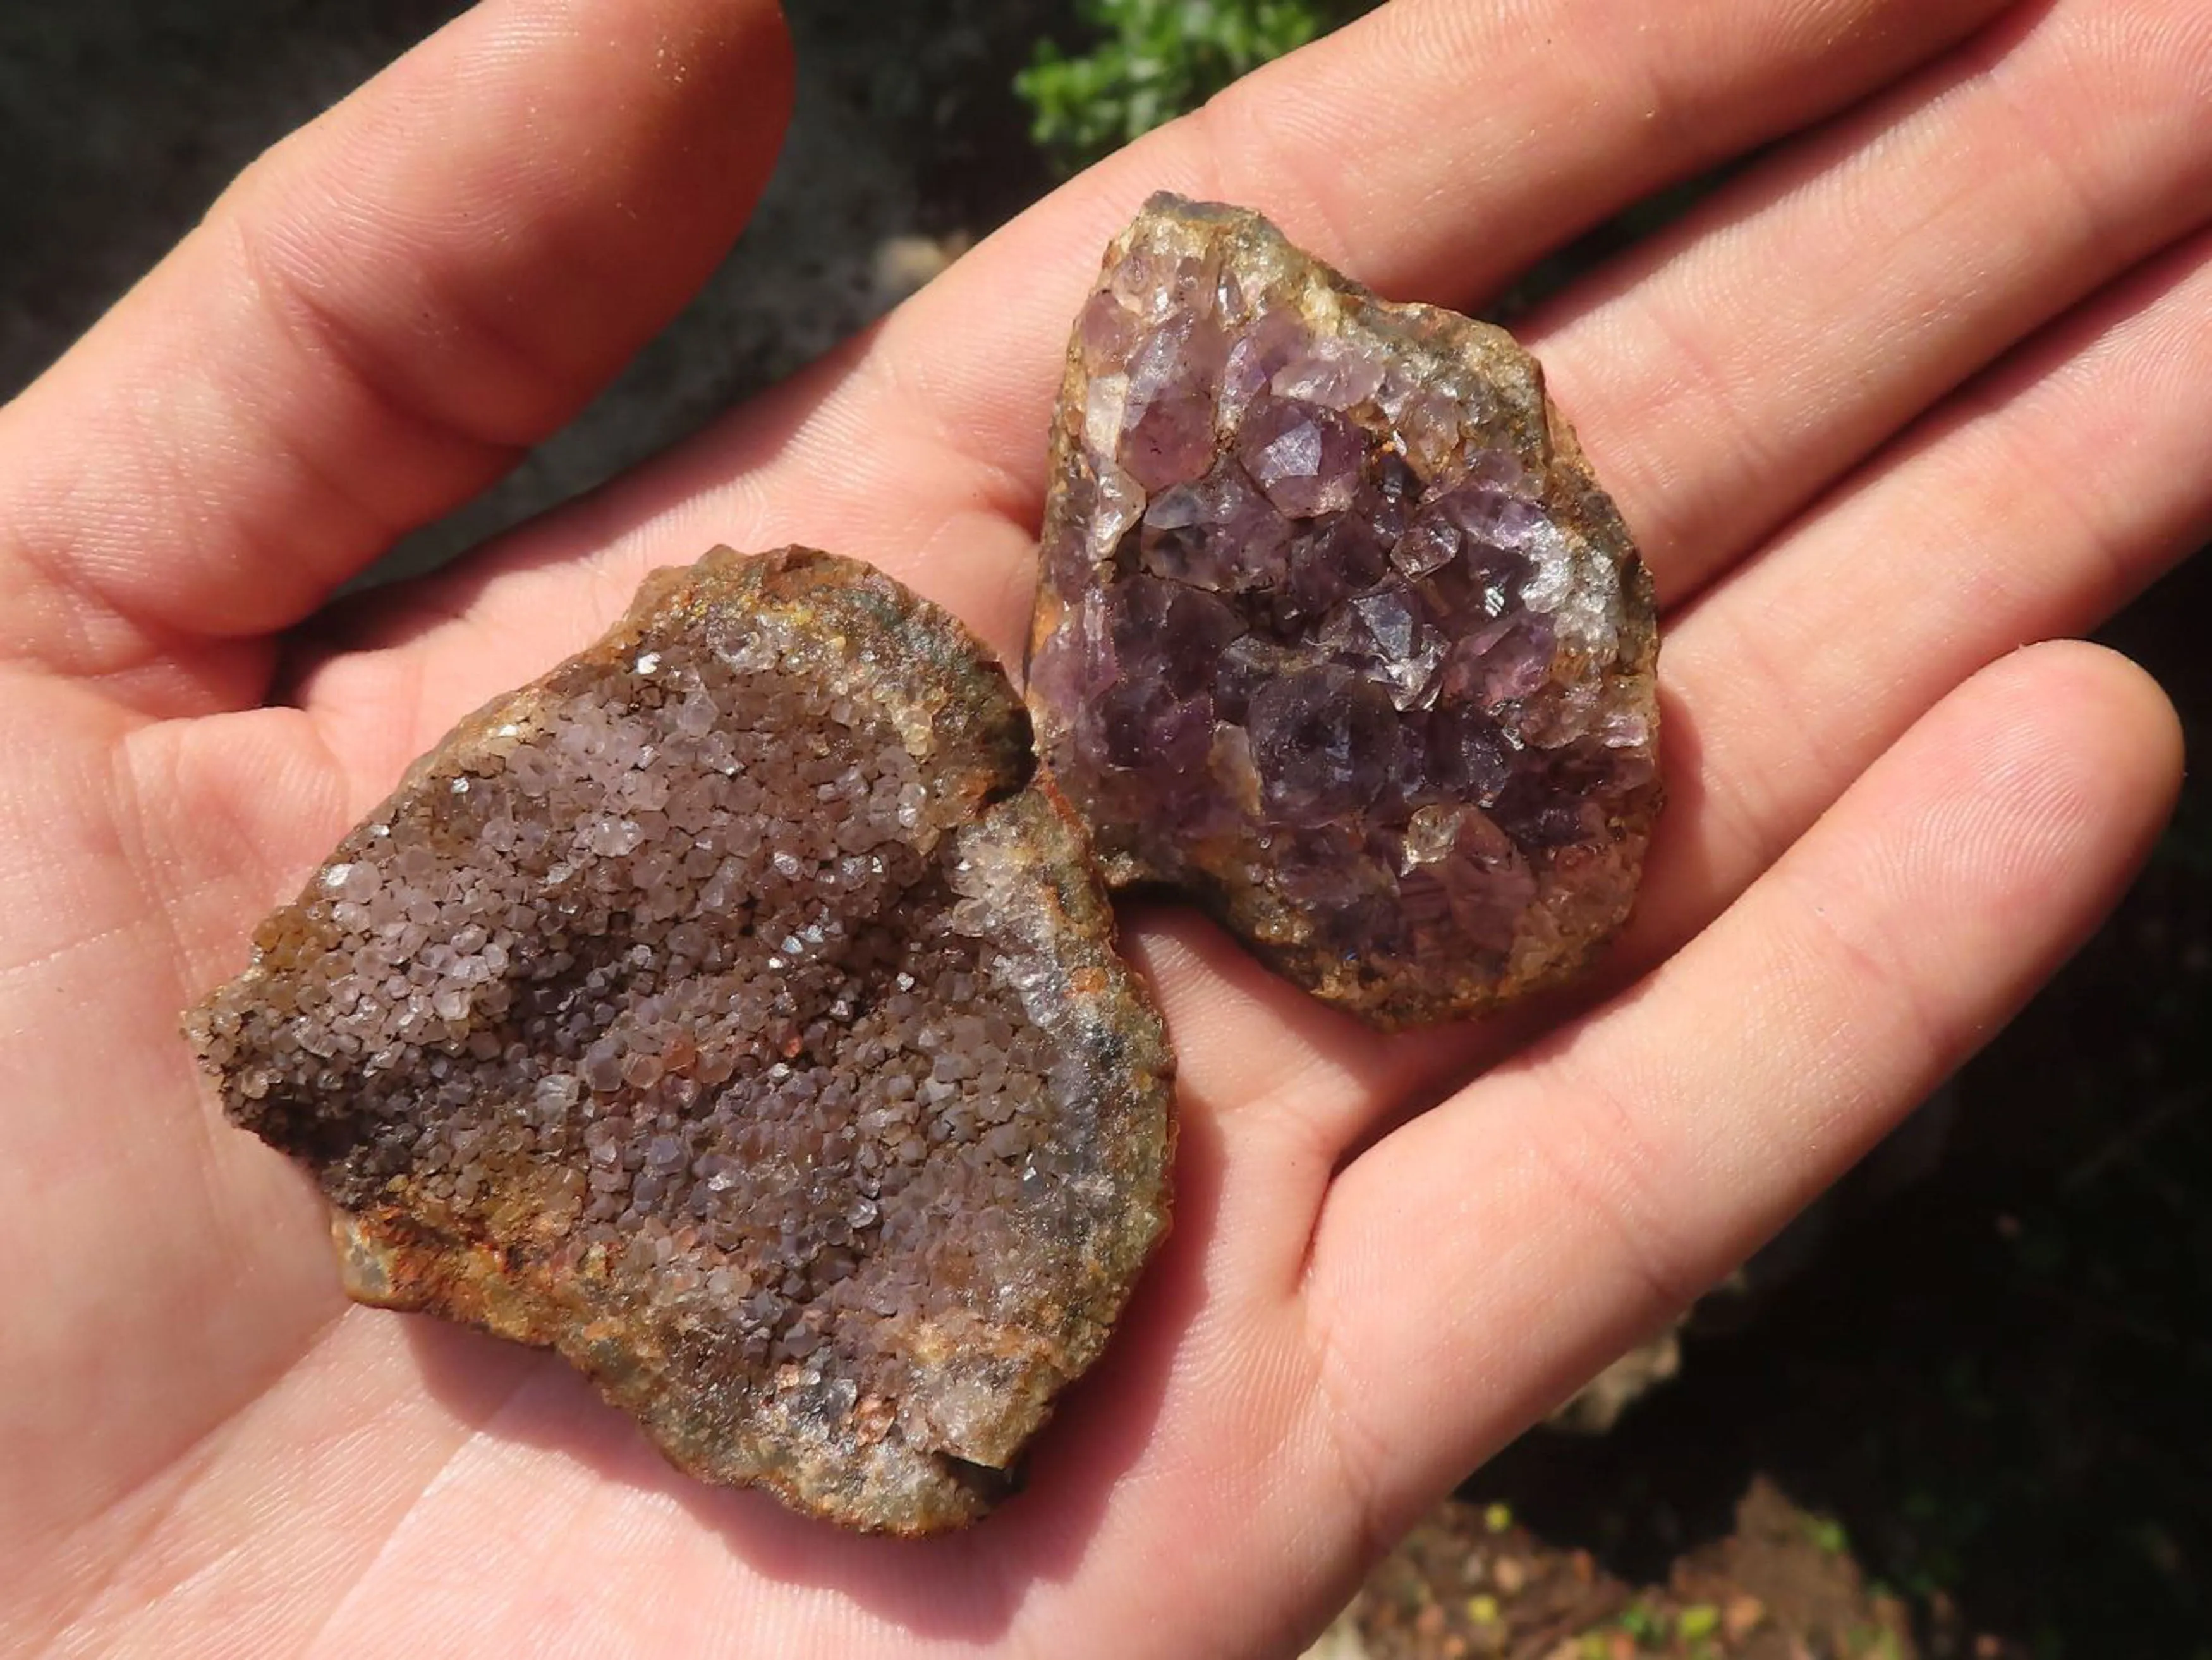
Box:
[3,0,2206,1654]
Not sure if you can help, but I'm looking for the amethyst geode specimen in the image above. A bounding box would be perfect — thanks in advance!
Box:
[1028,195,1661,1026]
[186,548,1173,1534]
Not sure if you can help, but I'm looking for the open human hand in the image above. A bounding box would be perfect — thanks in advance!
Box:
[3,0,2206,1652]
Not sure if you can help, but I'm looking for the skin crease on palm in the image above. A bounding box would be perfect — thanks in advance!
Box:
[0,0,2207,1649]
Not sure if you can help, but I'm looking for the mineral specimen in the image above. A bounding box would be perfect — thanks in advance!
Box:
[1027,195,1662,1027]
[186,547,1174,1534]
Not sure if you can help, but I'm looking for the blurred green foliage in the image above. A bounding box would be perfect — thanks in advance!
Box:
[1016,0,1374,173]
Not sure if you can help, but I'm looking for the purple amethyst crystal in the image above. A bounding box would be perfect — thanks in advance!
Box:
[1028,196,1662,1027]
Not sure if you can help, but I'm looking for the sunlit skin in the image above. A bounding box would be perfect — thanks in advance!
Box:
[1,0,2206,1653]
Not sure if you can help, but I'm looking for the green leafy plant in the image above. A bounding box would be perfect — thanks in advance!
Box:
[1016,0,1372,173]
[1615,1602,1668,1644]
[1808,1514,1854,1558]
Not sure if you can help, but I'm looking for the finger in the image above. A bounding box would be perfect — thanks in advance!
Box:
[1301,641,2182,1533]
[0,0,793,711]
[1533,0,2212,603]
[310,0,2005,711]
[1632,228,2212,950]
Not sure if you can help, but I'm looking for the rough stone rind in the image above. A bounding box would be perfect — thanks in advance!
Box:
[186,546,1174,1534]
[1026,195,1661,1027]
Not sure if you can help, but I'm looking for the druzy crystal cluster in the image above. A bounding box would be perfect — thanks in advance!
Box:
[186,549,1172,1534]
[1028,195,1661,1025]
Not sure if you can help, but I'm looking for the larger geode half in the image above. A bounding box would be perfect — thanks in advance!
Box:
[1027,195,1661,1027]
[186,547,1174,1534]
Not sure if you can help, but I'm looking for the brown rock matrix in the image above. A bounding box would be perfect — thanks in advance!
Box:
[1027,195,1662,1027]
[186,547,1174,1534]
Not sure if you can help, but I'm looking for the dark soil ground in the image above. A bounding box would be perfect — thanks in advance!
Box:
[1330,1480,1922,1659]
[4,4,2205,1654]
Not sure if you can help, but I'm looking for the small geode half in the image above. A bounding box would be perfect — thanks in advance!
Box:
[186,547,1174,1534]
[1027,195,1662,1027]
